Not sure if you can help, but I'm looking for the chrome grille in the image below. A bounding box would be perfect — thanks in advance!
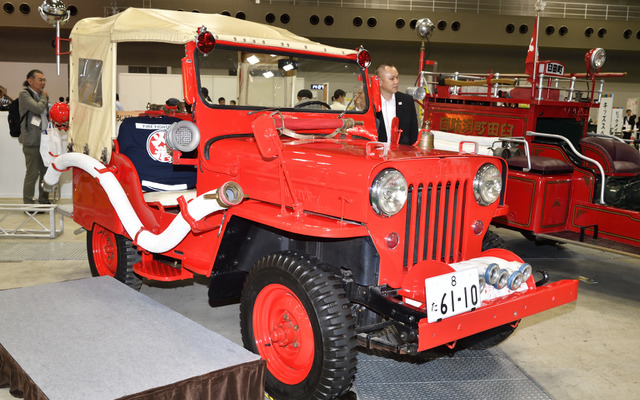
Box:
[403,180,468,267]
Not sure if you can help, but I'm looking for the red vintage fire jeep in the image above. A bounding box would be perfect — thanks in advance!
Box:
[44,8,578,400]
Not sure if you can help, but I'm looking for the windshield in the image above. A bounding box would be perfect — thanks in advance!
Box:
[196,46,368,112]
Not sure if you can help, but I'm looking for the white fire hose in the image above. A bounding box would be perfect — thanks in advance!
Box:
[43,153,243,253]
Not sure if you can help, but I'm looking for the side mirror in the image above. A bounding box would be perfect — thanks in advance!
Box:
[370,75,382,113]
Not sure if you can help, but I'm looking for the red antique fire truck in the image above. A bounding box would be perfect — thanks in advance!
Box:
[412,17,638,256]
[44,9,577,400]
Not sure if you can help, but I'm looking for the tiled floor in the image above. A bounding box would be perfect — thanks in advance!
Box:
[1,202,639,399]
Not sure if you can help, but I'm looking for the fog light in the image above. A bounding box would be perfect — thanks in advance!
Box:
[508,271,525,290]
[484,263,500,285]
[385,232,400,249]
[471,220,484,235]
[495,269,509,289]
[519,263,532,281]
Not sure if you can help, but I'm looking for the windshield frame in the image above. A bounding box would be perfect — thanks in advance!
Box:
[194,43,370,114]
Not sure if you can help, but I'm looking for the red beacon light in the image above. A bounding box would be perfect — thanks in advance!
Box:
[357,47,371,68]
[196,26,215,55]
[49,101,70,130]
[585,48,606,75]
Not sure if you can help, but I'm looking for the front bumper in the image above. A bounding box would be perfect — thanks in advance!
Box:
[417,279,578,351]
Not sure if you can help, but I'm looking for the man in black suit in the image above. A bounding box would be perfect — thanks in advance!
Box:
[375,64,419,145]
[623,109,636,141]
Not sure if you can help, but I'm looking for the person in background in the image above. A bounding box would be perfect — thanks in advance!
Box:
[295,89,323,109]
[0,85,12,111]
[296,89,313,105]
[374,63,418,145]
[330,89,346,110]
[218,97,226,105]
[230,99,237,106]
[201,87,212,102]
[18,69,50,205]
[352,88,366,111]
[165,97,180,112]
[115,93,124,111]
[622,109,636,141]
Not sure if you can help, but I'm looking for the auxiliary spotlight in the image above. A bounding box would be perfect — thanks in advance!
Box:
[415,18,435,39]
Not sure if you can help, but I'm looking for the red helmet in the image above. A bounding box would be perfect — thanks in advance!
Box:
[50,102,70,130]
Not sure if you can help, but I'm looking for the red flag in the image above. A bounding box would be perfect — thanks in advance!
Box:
[525,15,539,79]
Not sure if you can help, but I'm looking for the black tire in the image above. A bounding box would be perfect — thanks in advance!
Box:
[240,252,356,400]
[482,229,505,251]
[86,224,142,290]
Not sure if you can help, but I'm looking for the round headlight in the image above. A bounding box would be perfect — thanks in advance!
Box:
[370,169,408,217]
[473,163,502,206]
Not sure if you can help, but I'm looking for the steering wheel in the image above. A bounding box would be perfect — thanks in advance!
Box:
[294,101,331,110]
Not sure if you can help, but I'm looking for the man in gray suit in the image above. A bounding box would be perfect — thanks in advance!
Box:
[18,69,49,204]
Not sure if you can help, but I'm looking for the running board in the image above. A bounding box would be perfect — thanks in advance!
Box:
[133,259,194,281]
[537,231,640,258]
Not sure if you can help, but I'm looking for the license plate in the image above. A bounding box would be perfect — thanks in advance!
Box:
[425,268,480,323]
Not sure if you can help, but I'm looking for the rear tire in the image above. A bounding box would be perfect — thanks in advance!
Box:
[86,224,142,290]
[240,252,356,400]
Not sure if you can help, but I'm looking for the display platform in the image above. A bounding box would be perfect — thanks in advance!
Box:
[0,276,265,400]
[353,347,552,399]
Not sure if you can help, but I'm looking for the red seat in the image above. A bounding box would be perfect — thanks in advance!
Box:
[507,155,574,175]
[579,137,640,176]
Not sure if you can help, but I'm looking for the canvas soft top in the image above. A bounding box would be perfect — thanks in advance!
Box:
[69,7,357,161]
[71,8,355,55]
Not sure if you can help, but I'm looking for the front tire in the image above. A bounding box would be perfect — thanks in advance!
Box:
[240,252,356,400]
[86,224,142,290]
[482,229,506,251]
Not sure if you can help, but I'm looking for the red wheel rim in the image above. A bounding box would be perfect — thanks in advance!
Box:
[91,226,118,277]
[253,283,315,385]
